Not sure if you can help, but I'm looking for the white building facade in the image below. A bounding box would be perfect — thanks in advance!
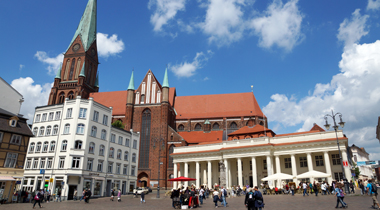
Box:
[23,96,140,200]
[172,130,351,189]
[349,144,374,179]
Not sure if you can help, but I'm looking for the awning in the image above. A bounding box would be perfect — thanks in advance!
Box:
[261,173,294,181]
[0,176,16,181]
[296,170,331,179]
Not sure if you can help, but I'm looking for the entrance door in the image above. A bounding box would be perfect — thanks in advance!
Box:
[122,181,126,194]
[249,176,253,187]
[68,185,76,200]
[106,180,112,197]
[141,181,147,187]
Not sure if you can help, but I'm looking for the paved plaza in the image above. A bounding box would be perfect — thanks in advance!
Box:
[2,191,377,210]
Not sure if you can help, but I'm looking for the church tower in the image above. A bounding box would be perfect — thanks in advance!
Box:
[48,0,99,105]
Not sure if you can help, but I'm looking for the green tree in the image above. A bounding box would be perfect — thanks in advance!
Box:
[112,120,124,129]
[353,162,361,178]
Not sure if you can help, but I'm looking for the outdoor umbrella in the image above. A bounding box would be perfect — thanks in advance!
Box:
[261,172,294,181]
[296,170,331,179]
[168,176,196,181]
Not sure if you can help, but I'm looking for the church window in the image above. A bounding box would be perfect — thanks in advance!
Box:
[230,122,238,129]
[68,91,74,100]
[168,146,174,168]
[212,123,219,130]
[75,58,81,79]
[178,124,184,131]
[64,59,70,80]
[259,121,264,126]
[195,123,202,131]
[58,92,65,104]
[139,109,151,168]
[69,58,75,80]
[87,64,92,84]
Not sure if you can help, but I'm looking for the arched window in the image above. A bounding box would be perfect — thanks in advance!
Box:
[212,123,219,130]
[68,91,74,100]
[89,142,95,154]
[43,141,49,152]
[64,59,70,80]
[109,147,114,158]
[132,153,136,163]
[29,142,35,152]
[61,140,68,151]
[124,151,129,161]
[139,109,151,168]
[75,58,81,79]
[230,122,238,129]
[64,124,70,134]
[39,127,45,136]
[259,121,264,126]
[178,124,184,131]
[74,140,83,149]
[87,64,92,84]
[36,142,42,152]
[58,92,65,104]
[91,126,97,137]
[195,123,202,131]
[99,145,105,156]
[50,141,56,152]
[46,126,52,136]
[77,123,85,134]
[168,146,174,168]
[33,127,38,136]
[52,125,59,135]
[69,58,75,80]
[117,149,122,159]
[101,129,107,140]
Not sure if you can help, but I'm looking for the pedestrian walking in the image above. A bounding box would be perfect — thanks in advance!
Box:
[73,189,78,201]
[359,180,365,195]
[141,191,146,203]
[33,189,43,209]
[313,182,319,196]
[46,190,51,203]
[80,189,85,201]
[117,189,121,202]
[213,189,219,208]
[56,188,61,202]
[290,184,295,196]
[199,186,205,205]
[254,186,264,210]
[349,180,355,194]
[110,189,114,201]
[84,188,91,203]
[335,185,347,208]
[303,182,309,196]
[244,188,255,210]
[366,179,379,210]
[220,186,227,207]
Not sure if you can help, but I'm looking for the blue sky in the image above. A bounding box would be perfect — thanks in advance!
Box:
[1,0,380,159]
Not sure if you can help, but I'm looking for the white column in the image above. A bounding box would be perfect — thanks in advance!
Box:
[275,155,281,187]
[307,153,314,183]
[341,150,351,181]
[266,155,273,187]
[179,163,183,187]
[196,162,200,188]
[251,157,257,187]
[291,154,298,183]
[237,158,243,187]
[184,162,189,187]
[228,160,232,189]
[224,159,229,189]
[203,168,207,187]
[324,152,332,184]
[207,161,212,189]
[173,163,178,189]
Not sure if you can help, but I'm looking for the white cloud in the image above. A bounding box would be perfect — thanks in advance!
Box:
[337,9,369,48]
[200,0,246,46]
[367,0,380,10]
[263,40,380,159]
[19,64,25,71]
[34,51,64,75]
[11,77,52,122]
[96,32,125,58]
[148,0,187,32]
[203,77,209,81]
[250,0,304,51]
[170,50,213,77]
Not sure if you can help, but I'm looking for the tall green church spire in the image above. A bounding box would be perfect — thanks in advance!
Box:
[66,0,97,52]
[55,63,62,79]
[127,71,135,91]
[79,62,86,77]
[162,67,169,88]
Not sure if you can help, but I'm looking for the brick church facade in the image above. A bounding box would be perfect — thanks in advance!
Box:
[47,0,268,189]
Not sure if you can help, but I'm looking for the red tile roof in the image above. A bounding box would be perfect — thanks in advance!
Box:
[310,124,325,132]
[178,131,224,144]
[90,90,128,116]
[228,125,273,136]
[174,92,265,119]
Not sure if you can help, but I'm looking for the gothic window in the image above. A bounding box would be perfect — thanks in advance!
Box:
[168,146,174,168]
[178,124,184,131]
[75,58,81,79]
[64,59,70,80]
[69,58,75,80]
[139,109,151,168]
[230,122,238,129]
[195,123,202,131]
[87,64,92,84]
[58,92,65,104]
[212,123,220,130]
[259,121,264,126]
[68,91,74,100]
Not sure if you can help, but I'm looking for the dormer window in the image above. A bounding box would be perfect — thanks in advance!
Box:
[10,119,17,127]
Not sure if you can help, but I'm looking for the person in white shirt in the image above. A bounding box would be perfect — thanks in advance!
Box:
[213,189,220,208]
[199,186,205,205]
[303,182,309,196]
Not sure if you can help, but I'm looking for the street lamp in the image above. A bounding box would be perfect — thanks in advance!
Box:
[324,110,350,194]
[152,137,165,198]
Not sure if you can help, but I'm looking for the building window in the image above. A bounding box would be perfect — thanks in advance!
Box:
[131,166,136,176]
[26,158,32,169]
[334,172,343,181]
[91,126,97,137]
[46,126,52,136]
[299,157,308,168]
[116,164,121,174]
[315,155,324,166]
[10,134,22,145]
[89,142,95,154]
[103,115,108,125]
[33,127,38,136]
[55,111,61,120]
[79,108,87,118]
[263,160,267,170]
[64,124,70,134]
[29,143,35,152]
[58,92,65,104]
[132,153,136,163]
[33,159,39,169]
[353,155,357,162]
[178,125,184,131]
[72,157,80,169]
[48,112,54,121]
[47,158,53,169]
[230,122,238,129]
[194,123,202,131]
[40,158,46,169]
[35,114,41,122]
[118,136,123,145]
[39,127,45,136]
[42,113,47,122]
[42,141,49,152]
[4,153,18,168]
[101,130,107,140]
[111,134,115,143]
[74,140,83,149]
[123,165,128,175]
[124,151,129,161]
[50,141,56,152]
[212,123,220,130]
[133,140,137,149]
[332,154,341,165]
[61,140,68,151]
[87,159,93,171]
[108,162,113,173]
[99,145,105,156]
[109,148,114,158]
[77,123,85,134]
[10,119,17,127]
[168,146,174,168]
[52,125,58,135]
[125,138,130,147]
[36,142,42,152]
[139,109,151,168]
[284,158,291,168]
[59,158,65,169]
[93,111,99,122]
[97,161,103,172]
[117,150,122,159]
[66,108,73,118]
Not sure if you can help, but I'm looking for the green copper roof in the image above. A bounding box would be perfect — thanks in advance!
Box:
[66,0,97,52]
[162,67,169,88]
[95,73,99,87]
[204,119,211,124]
[127,71,135,90]
[79,62,86,77]
[55,63,62,79]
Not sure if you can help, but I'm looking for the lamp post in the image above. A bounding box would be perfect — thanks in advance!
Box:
[324,110,350,194]
[152,137,165,198]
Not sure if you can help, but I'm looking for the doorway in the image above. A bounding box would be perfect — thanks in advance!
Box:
[122,181,126,194]
[106,180,112,197]
[68,185,76,200]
